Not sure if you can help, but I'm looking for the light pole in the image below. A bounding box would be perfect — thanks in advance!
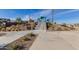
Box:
[52,9,54,24]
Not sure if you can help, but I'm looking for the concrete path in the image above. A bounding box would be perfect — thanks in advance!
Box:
[0,30,79,50]
[30,31,79,50]
[0,30,41,48]
[0,31,33,47]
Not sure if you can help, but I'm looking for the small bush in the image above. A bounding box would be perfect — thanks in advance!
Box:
[13,45,24,50]
[23,37,31,41]
[29,33,36,37]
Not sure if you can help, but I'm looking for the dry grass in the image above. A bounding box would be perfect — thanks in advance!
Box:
[47,23,76,31]
[4,33,37,50]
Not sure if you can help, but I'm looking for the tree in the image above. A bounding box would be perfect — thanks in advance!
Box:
[37,18,40,22]
[39,16,46,22]
[46,19,50,23]
[16,17,22,24]
[62,23,67,27]
[7,19,11,22]
[54,22,56,24]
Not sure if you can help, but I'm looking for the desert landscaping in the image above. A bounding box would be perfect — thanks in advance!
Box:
[0,16,79,50]
[0,17,79,50]
[0,9,79,50]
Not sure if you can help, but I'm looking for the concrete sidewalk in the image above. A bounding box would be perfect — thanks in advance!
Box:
[30,31,79,50]
[0,31,32,47]
[0,30,41,48]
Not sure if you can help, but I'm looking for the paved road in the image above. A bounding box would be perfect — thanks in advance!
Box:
[30,31,79,50]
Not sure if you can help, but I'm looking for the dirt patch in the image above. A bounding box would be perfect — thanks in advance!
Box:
[0,33,6,36]
[4,33,37,50]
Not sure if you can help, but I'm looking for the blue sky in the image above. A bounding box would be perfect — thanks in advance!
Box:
[0,9,45,19]
[54,9,79,24]
[0,9,79,24]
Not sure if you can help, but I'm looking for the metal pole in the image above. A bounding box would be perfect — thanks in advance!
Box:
[52,9,54,24]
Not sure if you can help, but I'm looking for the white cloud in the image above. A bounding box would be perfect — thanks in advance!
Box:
[31,9,52,19]
[23,9,52,21]
[22,15,30,21]
[55,9,79,16]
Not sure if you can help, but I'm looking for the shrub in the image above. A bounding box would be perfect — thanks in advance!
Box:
[23,37,31,41]
[12,45,24,50]
[29,32,36,37]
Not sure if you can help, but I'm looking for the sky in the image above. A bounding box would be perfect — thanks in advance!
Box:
[54,9,79,24]
[0,9,79,24]
[0,9,46,20]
